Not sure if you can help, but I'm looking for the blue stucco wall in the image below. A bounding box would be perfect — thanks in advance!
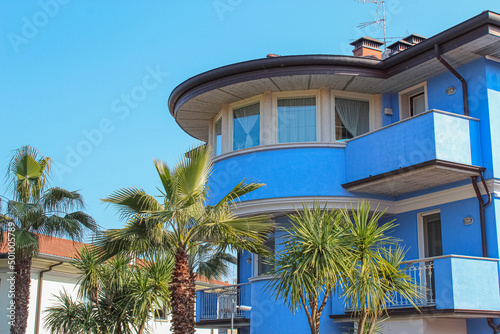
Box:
[467,318,500,333]
[388,198,482,260]
[249,278,347,334]
[208,147,354,205]
[434,257,500,310]
[345,111,474,183]
[490,198,500,259]
[486,59,500,180]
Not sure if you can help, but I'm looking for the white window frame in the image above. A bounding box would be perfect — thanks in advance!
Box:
[154,305,170,322]
[399,82,428,120]
[212,112,223,156]
[228,95,263,152]
[330,90,375,142]
[417,209,441,259]
[273,90,321,144]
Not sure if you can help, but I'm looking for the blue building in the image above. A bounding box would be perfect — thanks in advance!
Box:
[168,11,500,334]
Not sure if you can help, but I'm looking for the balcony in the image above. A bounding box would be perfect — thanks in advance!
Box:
[333,255,500,320]
[196,283,251,328]
[345,259,436,312]
[343,110,482,196]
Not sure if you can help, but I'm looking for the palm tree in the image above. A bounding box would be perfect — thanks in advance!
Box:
[45,248,174,334]
[266,204,348,334]
[0,146,98,334]
[43,290,99,334]
[341,202,420,334]
[123,252,174,334]
[97,146,271,334]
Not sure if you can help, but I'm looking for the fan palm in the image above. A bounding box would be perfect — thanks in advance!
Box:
[97,146,271,334]
[0,146,98,334]
[266,204,349,334]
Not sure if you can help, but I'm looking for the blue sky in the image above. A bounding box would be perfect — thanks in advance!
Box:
[1,1,499,231]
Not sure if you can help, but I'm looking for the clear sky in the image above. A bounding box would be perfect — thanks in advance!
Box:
[1,0,499,231]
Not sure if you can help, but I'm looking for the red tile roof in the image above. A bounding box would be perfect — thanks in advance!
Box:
[0,233,86,259]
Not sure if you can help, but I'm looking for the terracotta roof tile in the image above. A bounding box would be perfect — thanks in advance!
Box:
[0,233,86,259]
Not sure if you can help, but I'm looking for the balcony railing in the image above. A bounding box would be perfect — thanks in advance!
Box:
[198,283,251,321]
[387,259,436,308]
[346,259,436,311]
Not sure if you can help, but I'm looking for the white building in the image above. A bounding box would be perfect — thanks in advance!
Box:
[0,235,228,334]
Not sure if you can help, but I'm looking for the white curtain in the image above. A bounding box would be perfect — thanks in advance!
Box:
[233,103,260,150]
[278,97,316,143]
[335,98,369,138]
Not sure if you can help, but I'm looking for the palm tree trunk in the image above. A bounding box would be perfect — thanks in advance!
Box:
[357,309,367,334]
[137,306,150,334]
[189,271,197,331]
[11,255,32,334]
[170,248,195,334]
[367,313,378,334]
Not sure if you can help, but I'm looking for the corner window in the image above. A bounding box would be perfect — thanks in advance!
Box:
[214,118,222,156]
[334,98,370,140]
[233,103,260,150]
[399,82,427,120]
[277,97,316,143]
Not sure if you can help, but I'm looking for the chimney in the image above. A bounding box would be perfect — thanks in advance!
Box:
[350,36,384,59]
[387,39,414,55]
[402,33,427,45]
[387,34,427,56]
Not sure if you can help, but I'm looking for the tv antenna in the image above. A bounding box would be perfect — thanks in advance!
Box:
[356,0,387,50]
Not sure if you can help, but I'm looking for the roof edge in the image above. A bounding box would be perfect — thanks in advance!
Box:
[168,10,500,118]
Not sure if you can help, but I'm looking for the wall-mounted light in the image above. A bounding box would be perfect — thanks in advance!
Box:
[384,108,393,116]
[463,217,474,225]
[446,87,456,95]
[246,257,252,263]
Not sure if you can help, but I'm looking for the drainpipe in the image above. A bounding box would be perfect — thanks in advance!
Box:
[434,44,469,116]
[34,261,63,334]
[471,173,492,258]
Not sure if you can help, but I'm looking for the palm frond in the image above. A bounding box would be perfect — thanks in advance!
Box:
[93,217,169,261]
[213,179,264,209]
[42,187,85,212]
[7,145,51,202]
[44,289,90,334]
[153,158,175,204]
[102,187,164,220]
[174,145,212,206]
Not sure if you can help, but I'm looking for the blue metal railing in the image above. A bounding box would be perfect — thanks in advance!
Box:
[198,283,251,320]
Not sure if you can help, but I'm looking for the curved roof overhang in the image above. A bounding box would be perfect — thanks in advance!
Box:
[168,11,500,141]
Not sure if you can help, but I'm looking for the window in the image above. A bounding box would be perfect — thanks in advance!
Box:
[399,82,427,120]
[334,98,370,140]
[233,103,260,150]
[423,213,443,258]
[154,306,168,321]
[256,230,275,276]
[278,97,316,143]
[214,118,222,156]
[410,92,426,116]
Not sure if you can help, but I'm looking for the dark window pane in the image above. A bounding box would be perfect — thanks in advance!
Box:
[424,213,442,257]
